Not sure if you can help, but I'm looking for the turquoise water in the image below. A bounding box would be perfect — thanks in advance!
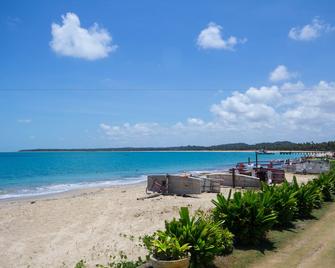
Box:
[0,151,299,199]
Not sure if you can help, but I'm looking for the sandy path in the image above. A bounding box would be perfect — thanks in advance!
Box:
[0,184,228,268]
[251,202,335,268]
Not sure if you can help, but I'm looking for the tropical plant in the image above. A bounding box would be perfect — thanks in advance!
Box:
[261,182,298,227]
[212,190,277,245]
[311,173,334,201]
[143,231,190,261]
[74,260,86,268]
[147,207,233,267]
[291,176,322,217]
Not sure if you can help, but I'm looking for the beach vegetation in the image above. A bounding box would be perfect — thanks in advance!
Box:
[261,181,297,227]
[75,167,335,267]
[212,190,277,245]
[143,231,190,261]
[291,176,322,218]
[144,207,234,267]
[74,260,86,268]
[311,173,334,201]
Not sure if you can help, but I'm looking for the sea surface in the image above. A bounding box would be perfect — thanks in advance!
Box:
[0,151,301,199]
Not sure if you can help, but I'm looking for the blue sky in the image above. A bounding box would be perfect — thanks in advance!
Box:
[1,0,335,151]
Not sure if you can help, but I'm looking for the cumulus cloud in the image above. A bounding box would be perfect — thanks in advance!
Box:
[50,12,117,60]
[283,81,335,130]
[289,17,335,41]
[210,86,281,128]
[212,80,335,133]
[99,64,335,145]
[281,81,305,91]
[197,22,246,50]
[269,65,296,82]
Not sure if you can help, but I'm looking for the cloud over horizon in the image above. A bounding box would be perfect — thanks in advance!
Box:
[50,12,117,60]
[100,78,335,146]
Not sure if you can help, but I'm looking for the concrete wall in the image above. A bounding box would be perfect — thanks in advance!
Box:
[168,176,202,195]
[147,175,202,195]
[206,173,261,188]
[201,178,221,193]
[285,160,330,174]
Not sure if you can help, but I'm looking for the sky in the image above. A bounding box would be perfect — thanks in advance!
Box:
[1,0,335,151]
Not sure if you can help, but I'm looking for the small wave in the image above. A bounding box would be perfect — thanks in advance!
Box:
[0,176,147,200]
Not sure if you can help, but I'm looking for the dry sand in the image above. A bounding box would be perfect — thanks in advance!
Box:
[0,173,314,268]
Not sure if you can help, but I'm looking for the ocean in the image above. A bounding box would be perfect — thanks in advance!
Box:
[0,151,300,199]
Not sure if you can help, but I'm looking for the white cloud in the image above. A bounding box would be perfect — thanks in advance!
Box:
[99,76,335,145]
[187,118,204,126]
[269,65,296,82]
[289,17,335,41]
[50,12,117,60]
[197,22,246,50]
[18,119,32,124]
[100,122,160,140]
[280,81,305,91]
[210,86,280,127]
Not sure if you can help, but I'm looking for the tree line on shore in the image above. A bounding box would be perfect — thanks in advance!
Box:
[20,140,335,152]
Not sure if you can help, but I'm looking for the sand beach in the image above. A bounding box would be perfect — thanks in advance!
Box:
[0,173,317,268]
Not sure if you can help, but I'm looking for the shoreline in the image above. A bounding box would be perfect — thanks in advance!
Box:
[0,168,231,202]
[15,150,330,153]
[0,152,313,201]
[0,180,148,204]
[0,181,223,268]
[0,172,316,268]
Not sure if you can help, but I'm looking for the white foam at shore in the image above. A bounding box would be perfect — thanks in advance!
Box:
[0,176,147,200]
[0,165,232,200]
[0,165,233,200]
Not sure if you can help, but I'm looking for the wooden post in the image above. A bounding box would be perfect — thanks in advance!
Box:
[232,168,236,188]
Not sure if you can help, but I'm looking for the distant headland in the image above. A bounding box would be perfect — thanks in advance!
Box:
[19,141,335,152]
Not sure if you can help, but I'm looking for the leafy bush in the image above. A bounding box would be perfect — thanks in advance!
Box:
[143,231,190,261]
[326,169,335,194]
[261,182,297,227]
[311,173,334,201]
[74,260,86,268]
[146,207,234,267]
[291,176,322,218]
[212,190,277,245]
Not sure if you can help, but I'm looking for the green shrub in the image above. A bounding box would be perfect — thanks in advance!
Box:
[143,231,190,261]
[212,190,277,245]
[261,182,297,227]
[74,260,86,268]
[330,160,335,170]
[312,173,334,201]
[147,207,234,267]
[292,176,322,217]
[327,169,335,194]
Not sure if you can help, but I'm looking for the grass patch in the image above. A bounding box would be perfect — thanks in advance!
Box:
[214,201,333,268]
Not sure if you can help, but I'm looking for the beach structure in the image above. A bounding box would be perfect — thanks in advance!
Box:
[147,174,221,195]
[147,174,201,195]
[236,161,286,184]
[205,172,261,188]
[285,159,331,174]
[147,171,261,195]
